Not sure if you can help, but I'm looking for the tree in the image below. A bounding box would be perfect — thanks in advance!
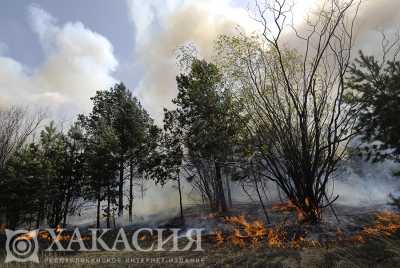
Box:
[0,106,43,170]
[38,122,66,227]
[143,110,185,223]
[0,143,43,228]
[216,0,360,223]
[60,124,86,226]
[346,51,400,162]
[78,83,154,223]
[78,110,119,228]
[0,121,84,228]
[167,58,244,213]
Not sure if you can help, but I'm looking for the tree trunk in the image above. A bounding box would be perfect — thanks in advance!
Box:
[96,196,101,229]
[63,195,71,227]
[253,174,270,224]
[215,161,227,213]
[63,175,73,227]
[177,176,184,224]
[129,161,134,224]
[107,186,111,228]
[225,176,233,208]
[118,160,124,217]
[36,201,44,229]
[140,178,144,199]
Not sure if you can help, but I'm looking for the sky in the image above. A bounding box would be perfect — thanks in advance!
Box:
[1,0,400,124]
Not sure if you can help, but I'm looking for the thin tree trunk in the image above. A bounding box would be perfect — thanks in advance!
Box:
[129,161,134,224]
[36,201,44,229]
[63,195,70,227]
[254,175,270,224]
[36,212,41,229]
[107,186,111,228]
[277,184,283,203]
[63,175,73,227]
[118,160,124,217]
[28,213,32,230]
[96,196,101,229]
[141,179,144,199]
[177,176,184,224]
[215,161,227,213]
[225,176,233,208]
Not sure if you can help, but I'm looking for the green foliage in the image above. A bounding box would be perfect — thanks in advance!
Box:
[174,59,244,161]
[0,82,156,227]
[346,51,400,162]
[78,82,155,217]
[142,110,181,185]
[0,121,85,227]
[158,58,246,212]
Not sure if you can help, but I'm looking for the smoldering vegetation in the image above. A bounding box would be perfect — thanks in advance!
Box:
[1,0,400,267]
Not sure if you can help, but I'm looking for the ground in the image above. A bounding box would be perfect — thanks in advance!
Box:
[1,202,400,267]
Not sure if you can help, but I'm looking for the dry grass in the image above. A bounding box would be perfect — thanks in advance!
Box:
[1,233,400,268]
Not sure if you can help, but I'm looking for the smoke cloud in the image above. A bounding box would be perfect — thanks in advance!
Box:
[0,5,118,120]
[128,0,400,123]
[126,0,400,210]
[127,0,258,122]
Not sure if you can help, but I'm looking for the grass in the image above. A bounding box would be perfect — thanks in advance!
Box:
[1,232,400,268]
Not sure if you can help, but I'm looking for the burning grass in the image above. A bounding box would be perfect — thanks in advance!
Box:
[1,203,400,267]
[211,205,400,251]
[212,214,321,249]
[349,210,400,243]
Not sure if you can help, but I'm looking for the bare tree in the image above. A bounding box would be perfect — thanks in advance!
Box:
[216,0,361,223]
[0,106,44,169]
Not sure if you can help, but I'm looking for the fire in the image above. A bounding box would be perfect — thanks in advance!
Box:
[214,230,224,247]
[223,215,267,248]
[350,210,400,243]
[17,230,39,241]
[270,201,297,212]
[266,225,285,248]
[212,210,400,249]
[16,229,91,242]
[270,200,319,223]
[213,214,321,249]
[139,234,147,241]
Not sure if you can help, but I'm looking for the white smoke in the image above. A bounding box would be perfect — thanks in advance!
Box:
[0,5,118,120]
[125,0,400,210]
[127,0,258,122]
[332,158,399,206]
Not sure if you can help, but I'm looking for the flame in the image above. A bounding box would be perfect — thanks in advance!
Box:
[16,229,91,242]
[214,214,334,249]
[139,235,146,241]
[271,201,297,212]
[271,201,317,223]
[350,210,400,243]
[305,197,310,207]
[223,215,267,248]
[17,231,38,241]
[212,214,321,249]
[214,230,224,246]
[266,225,285,248]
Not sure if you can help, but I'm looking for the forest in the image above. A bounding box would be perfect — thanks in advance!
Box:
[1,0,400,267]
